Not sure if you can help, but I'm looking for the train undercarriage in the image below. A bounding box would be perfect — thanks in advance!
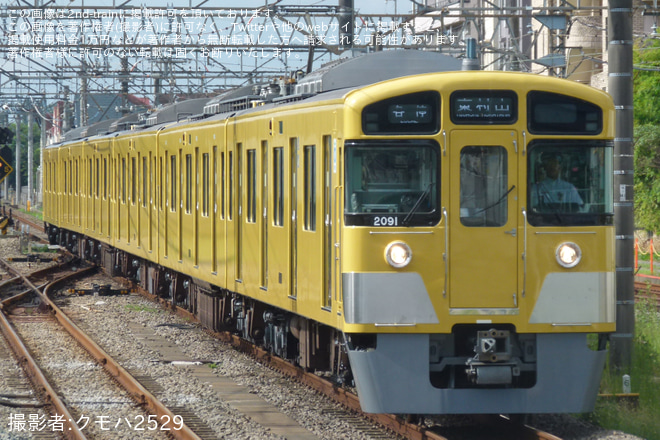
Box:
[49,226,352,383]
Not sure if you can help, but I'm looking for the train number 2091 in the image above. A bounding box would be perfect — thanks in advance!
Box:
[374,216,398,226]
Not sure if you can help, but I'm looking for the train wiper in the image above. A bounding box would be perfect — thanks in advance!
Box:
[402,182,435,226]
[474,185,515,216]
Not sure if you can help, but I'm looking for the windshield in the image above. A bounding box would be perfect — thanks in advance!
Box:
[344,140,440,227]
[527,140,613,226]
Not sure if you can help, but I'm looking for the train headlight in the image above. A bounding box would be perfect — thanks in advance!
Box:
[385,241,412,269]
[556,242,582,268]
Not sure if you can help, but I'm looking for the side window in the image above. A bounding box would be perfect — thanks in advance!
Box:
[202,152,210,217]
[273,147,284,226]
[304,145,316,231]
[121,157,126,204]
[170,154,176,212]
[131,157,137,205]
[185,154,192,213]
[247,149,257,223]
[460,146,508,227]
[142,156,148,207]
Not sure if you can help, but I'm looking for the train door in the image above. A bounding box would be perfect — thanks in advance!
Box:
[268,145,288,297]
[94,154,101,235]
[165,149,179,262]
[129,153,138,246]
[138,152,152,253]
[180,148,195,266]
[448,130,520,309]
[235,143,243,282]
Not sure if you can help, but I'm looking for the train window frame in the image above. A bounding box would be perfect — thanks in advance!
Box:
[96,158,100,198]
[362,91,440,135]
[121,157,127,204]
[169,154,176,212]
[527,91,602,135]
[103,158,108,200]
[247,148,257,223]
[343,139,441,227]
[142,156,148,208]
[228,151,234,220]
[185,153,193,214]
[220,151,226,220]
[304,145,317,232]
[450,90,518,125]
[273,147,284,227]
[202,152,210,217]
[131,156,137,206]
[159,157,163,211]
[459,146,509,227]
[526,139,613,227]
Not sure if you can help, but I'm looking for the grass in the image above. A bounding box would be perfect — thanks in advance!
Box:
[19,207,43,221]
[585,296,660,440]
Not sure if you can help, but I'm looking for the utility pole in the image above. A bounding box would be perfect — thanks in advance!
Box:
[27,111,33,209]
[14,112,21,206]
[609,0,634,372]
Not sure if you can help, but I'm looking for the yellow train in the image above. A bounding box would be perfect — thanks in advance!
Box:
[44,51,615,414]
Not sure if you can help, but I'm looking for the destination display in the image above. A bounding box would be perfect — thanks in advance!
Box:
[387,103,433,125]
[451,91,517,124]
[362,91,440,134]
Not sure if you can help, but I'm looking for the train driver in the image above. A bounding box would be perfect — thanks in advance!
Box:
[531,154,584,211]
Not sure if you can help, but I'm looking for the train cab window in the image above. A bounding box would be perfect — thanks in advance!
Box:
[527,141,613,226]
[460,146,508,227]
[344,140,440,227]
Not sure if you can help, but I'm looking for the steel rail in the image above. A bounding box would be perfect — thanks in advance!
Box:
[0,261,88,439]
[41,270,203,440]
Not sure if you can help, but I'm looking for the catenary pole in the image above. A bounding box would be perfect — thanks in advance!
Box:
[14,113,21,207]
[608,0,634,371]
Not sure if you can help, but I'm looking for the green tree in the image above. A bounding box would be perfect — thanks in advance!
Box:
[634,38,660,125]
[634,125,660,232]
[633,39,660,231]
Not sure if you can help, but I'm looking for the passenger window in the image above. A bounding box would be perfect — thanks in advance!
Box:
[460,146,509,227]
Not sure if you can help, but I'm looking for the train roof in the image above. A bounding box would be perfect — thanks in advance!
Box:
[293,50,462,94]
[53,51,463,143]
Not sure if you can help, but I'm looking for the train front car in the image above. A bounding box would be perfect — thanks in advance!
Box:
[340,72,615,415]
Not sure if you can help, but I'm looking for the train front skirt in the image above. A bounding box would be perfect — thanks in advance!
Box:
[346,332,605,414]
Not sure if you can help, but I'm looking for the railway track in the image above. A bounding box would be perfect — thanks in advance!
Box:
[634,280,660,310]
[0,251,198,439]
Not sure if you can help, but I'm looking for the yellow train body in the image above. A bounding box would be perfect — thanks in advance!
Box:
[44,61,615,414]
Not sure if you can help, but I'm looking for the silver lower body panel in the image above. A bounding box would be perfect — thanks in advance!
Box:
[346,332,605,414]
